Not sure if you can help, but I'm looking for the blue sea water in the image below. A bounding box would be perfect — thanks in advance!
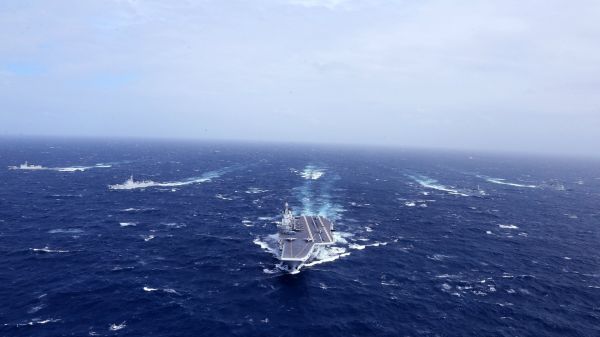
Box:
[1,138,599,336]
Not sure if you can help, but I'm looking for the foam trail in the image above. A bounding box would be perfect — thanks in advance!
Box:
[294,166,344,220]
[407,174,469,196]
[478,175,537,188]
[54,164,112,172]
[109,169,224,190]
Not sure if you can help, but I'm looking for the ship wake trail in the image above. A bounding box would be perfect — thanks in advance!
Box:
[294,164,344,221]
[407,173,480,196]
[477,175,538,188]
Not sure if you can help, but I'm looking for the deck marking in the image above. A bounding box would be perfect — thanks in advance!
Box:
[303,216,314,241]
[318,216,333,242]
[311,217,324,242]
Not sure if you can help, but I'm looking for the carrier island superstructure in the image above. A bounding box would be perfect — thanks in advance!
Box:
[277,203,335,272]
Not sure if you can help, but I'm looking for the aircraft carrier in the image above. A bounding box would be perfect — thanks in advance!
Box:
[277,203,335,272]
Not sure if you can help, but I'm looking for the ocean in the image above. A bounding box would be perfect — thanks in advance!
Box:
[1,138,599,336]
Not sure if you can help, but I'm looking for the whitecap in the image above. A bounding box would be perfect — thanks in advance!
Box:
[428,254,451,261]
[121,207,157,212]
[435,274,462,279]
[15,318,61,327]
[499,224,519,229]
[109,322,126,331]
[246,187,268,194]
[143,235,155,242]
[215,194,234,200]
[119,222,136,227]
[404,201,416,207]
[164,222,186,228]
[143,286,158,292]
[31,247,69,253]
[27,304,45,314]
[48,228,84,234]
[366,241,388,247]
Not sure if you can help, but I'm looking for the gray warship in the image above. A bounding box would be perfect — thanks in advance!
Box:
[277,203,335,272]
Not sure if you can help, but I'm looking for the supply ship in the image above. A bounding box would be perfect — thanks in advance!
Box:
[277,203,335,272]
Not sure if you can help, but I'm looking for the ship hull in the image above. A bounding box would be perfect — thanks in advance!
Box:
[281,260,303,273]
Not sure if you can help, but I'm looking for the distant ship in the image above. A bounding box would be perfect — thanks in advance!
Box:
[8,161,44,170]
[277,203,335,273]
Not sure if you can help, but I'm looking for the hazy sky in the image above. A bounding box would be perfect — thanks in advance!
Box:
[1,0,599,155]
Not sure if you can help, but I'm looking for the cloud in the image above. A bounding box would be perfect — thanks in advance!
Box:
[0,0,599,156]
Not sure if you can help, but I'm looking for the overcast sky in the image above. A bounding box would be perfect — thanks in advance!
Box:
[1,0,599,155]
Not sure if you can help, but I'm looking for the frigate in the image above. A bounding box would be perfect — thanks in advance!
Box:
[277,203,335,273]
[8,161,44,170]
